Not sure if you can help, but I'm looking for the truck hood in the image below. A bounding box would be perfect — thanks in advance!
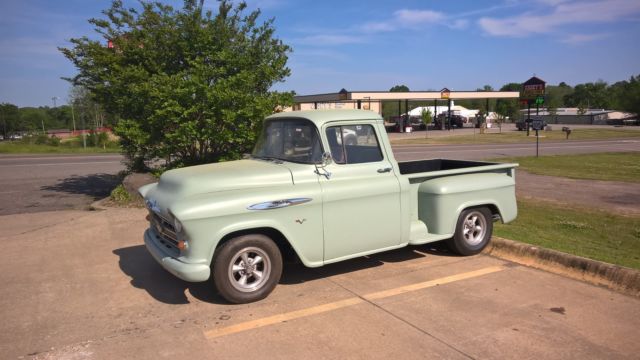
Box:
[156,159,293,198]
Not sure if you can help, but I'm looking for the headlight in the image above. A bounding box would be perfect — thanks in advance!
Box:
[168,210,183,233]
[173,217,183,233]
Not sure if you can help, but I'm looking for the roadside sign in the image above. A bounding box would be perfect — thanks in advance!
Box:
[535,95,544,105]
[532,119,544,131]
[440,88,450,99]
[522,76,546,100]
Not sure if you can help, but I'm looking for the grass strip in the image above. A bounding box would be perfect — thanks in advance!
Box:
[494,199,640,270]
[496,152,640,183]
[0,143,121,154]
[393,129,640,145]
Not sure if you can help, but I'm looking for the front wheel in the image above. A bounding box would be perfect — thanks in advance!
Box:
[212,234,283,304]
[447,207,493,256]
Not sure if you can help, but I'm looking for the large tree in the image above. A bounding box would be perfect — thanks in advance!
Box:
[0,103,21,139]
[610,75,640,116]
[60,0,293,169]
[495,83,522,121]
[563,81,610,109]
[389,85,410,92]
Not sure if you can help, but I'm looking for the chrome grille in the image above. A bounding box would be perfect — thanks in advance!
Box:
[149,211,180,254]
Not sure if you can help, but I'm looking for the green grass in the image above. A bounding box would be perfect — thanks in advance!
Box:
[0,142,121,154]
[393,128,640,145]
[496,152,640,183]
[110,184,132,204]
[495,199,640,270]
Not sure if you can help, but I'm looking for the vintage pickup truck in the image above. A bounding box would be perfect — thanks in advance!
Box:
[140,110,517,303]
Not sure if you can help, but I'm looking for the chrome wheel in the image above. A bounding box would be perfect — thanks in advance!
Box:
[228,247,271,293]
[462,211,487,246]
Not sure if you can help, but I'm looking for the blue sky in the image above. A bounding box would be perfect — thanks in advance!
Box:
[1,0,639,107]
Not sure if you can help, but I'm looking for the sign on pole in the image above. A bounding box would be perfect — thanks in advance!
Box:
[532,119,544,131]
[522,76,546,100]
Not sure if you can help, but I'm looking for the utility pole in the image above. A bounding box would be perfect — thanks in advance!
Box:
[80,107,86,149]
[51,96,58,107]
[71,103,76,132]
[1,107,5,139]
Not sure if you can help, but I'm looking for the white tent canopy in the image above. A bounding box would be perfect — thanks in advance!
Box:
[407,104,500,122]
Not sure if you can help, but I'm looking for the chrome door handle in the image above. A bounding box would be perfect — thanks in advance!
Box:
[377,167,392,173]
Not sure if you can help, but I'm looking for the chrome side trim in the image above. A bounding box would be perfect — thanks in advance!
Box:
[247,198,312,210]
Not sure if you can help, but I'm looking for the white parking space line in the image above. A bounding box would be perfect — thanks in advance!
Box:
[204,265,507,339]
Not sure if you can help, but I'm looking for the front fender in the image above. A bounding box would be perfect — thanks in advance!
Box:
[169,183,324,267]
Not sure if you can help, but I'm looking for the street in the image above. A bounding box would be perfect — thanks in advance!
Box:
[392,138,640,161]
[1,137,638,215]
[0,154,124,215]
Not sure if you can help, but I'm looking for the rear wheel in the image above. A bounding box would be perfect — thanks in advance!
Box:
[447,207,493,256]
[212,234,283,304]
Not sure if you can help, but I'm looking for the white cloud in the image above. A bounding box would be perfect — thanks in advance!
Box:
[536,0,570,5]
[359,22,396,33]
[296,34,366,46]
[449,19,470,30]
[560,33,611,44]
[479,0,640,37]
[393,9,445,25]
[293,49,350,61]
[358,8,468,34]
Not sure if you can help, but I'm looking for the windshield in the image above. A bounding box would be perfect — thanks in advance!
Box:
[252,119,323,164]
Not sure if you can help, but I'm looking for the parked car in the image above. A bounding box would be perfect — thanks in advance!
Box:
[515,119,530,131]
[140,110,518,303]
[386,115,426,132]
[434,114,464,129]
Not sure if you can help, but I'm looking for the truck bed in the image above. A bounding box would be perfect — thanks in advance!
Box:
[398,159,494,175]
[398,159,517,183]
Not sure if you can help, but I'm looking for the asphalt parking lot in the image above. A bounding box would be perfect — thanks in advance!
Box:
[1,208,638,359]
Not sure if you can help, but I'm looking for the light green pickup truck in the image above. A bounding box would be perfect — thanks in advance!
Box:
[140,110,517,303]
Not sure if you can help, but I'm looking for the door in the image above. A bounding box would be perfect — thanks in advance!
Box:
[321,123,402,262]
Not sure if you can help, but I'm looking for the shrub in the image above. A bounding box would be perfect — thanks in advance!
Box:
[110,184,131,204]
[48,136,61,146]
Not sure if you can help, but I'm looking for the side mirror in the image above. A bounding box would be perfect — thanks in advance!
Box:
[321,152,333,166]
[314,152,332,179]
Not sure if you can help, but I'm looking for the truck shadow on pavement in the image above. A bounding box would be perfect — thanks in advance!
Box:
[113,242,459,305]
[113,245,225,305]
[41,173,119,199]
[280,242,457,285]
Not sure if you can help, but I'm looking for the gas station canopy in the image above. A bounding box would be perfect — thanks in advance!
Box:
[292,88,520,114]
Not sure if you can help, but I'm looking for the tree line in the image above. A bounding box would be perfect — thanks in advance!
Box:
[0,86,116,140]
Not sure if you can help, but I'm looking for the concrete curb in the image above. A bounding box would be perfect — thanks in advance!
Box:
[484,237,640,297]
[89,197,110,211]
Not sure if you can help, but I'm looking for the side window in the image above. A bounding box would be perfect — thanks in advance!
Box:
[325,124,383,164]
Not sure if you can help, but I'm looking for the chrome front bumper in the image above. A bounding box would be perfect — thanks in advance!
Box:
[144,228,210,282]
